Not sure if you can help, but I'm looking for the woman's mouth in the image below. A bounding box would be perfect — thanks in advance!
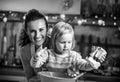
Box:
[35,38,42,42]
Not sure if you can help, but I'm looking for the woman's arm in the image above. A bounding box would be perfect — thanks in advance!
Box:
[20,45,36,81]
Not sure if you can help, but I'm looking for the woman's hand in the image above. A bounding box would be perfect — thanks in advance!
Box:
[90,46,107,63]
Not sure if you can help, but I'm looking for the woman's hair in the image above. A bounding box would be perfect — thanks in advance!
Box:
[19,9,48,47]
[51,21,75,52]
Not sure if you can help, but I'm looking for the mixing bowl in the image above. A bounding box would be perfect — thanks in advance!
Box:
[38,71,85,82]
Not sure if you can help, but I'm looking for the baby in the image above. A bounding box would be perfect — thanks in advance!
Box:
[30,21,107,77]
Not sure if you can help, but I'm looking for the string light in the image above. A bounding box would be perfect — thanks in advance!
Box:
[3,16,8,23]
[52,16,58,20]
[103,14,106,18]
[45,15,48,21]
[92,21,95,24]
[110,14,113,18]
[2,13,6,16]
[95,15,98,19]
[102,21,105,26]
[0,10,119,27]
[114,22,117,26]
[98,19,104,25]
[77,19,83,25]
[60,14,66,20]
[114,17,117,20]
[82,19,87,23]
[74,16,77,20]
[22,15,26,20]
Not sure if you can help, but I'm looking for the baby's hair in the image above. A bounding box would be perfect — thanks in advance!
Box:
[51,21,75,52]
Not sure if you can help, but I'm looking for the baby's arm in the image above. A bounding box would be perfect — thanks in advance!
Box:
[75,46,107,70]
[67,47,107,77]
[74,52,101,70]
[30,48,48,68]
[67,52,100,77]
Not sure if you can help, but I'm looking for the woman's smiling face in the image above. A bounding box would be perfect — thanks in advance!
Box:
[27,19,47,46]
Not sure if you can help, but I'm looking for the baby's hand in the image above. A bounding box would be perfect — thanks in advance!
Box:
[67,66,80,77]
[34,47,47,57]
[90,46,107,63]
[31,47,47,67]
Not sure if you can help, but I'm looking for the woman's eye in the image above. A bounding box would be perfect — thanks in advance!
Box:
[39,28,44,32]
[30,30,34,33]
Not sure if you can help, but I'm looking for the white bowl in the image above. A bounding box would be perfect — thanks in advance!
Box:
[38,71,84,82]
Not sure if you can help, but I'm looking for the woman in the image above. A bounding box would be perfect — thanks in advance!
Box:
[19,9,50,81]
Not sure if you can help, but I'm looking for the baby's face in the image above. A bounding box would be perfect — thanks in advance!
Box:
[55,33,73,54]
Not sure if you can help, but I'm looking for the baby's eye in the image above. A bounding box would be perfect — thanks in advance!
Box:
[68,41,72,44]
[60,41,65,44]
[68,41,71,43]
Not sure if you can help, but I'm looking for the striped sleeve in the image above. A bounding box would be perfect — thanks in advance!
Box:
[71,51,100,71]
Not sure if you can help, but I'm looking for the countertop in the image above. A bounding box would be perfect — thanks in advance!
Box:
[81,72,120,82]
[0,66,25,76]
[0,66,120,82]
